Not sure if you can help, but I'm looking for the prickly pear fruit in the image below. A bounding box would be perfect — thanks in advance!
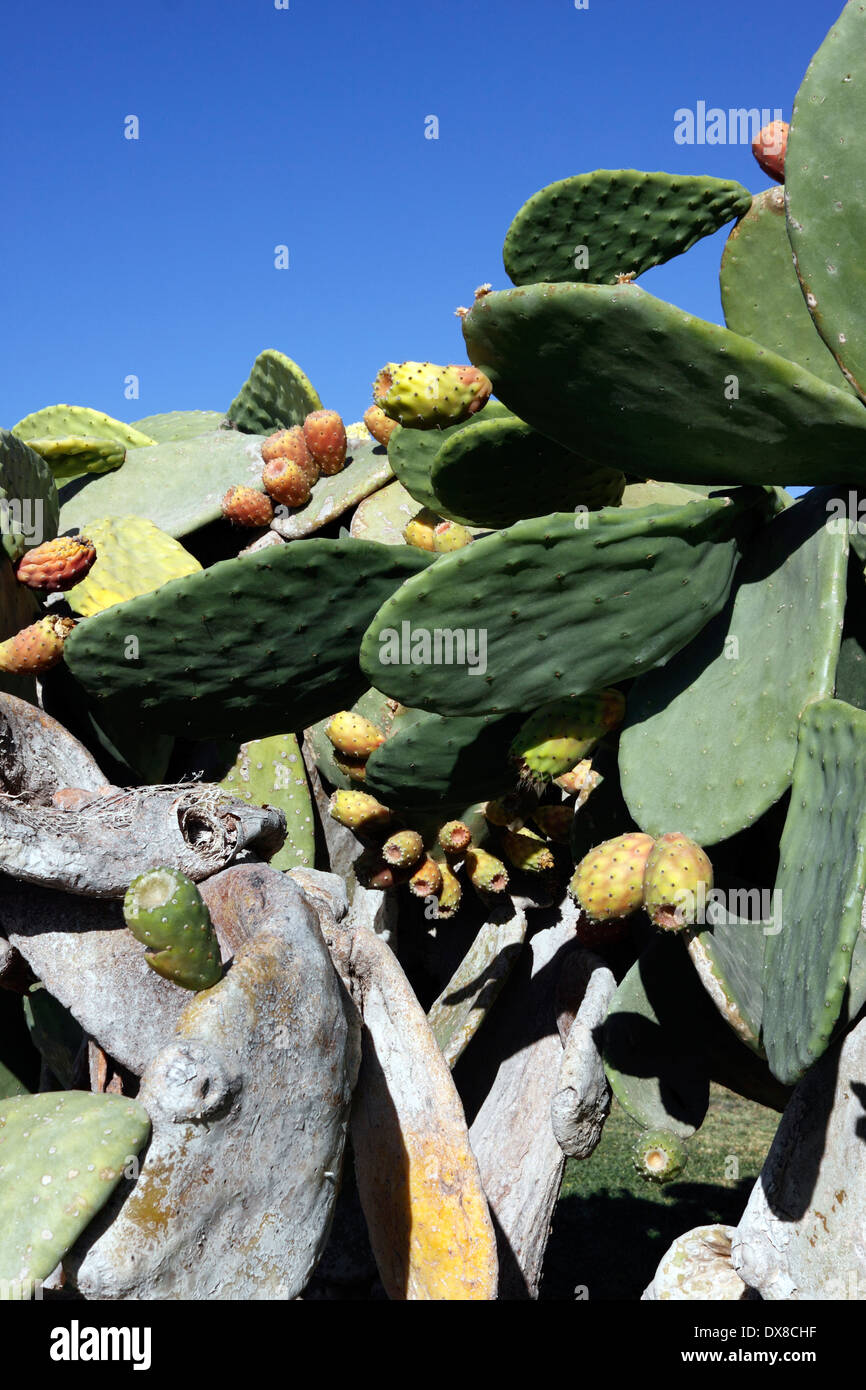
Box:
[325,710,386,758]
[642,832,713,932]
[531,804,575,844]
[431,519,473,553]
[438,820,472,853]
[303,410,347,476]
[465,847,509,894]
[261,426,319,484]
[569,832,656,923]
[403,508,440,551]
[632,1129,687,1185]
[555,759,602,805]
[122,867,222,991]
[381,829,424,868]
[483,793,525,829]
[0,616,75,674]
[15,535,96,593]
[408,855,443,899]
[501,828,555,875]
[752,119,788,183]
[355,848,397,890]
[221,485,275,528]
[511,690,625,785]
[433,859,463,917]
[333,751,368,782]
[363,404,400,447]
[372,361,492,429]
[261,458,312,508]
[328,789,392,833]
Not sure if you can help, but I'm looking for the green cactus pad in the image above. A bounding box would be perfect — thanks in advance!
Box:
[785,1,866,400]
[363,708,523,811]
[461,283,866,487]
[620,480,710,509]
[64,539,433,740]
[619,488,847,845]
[762,698,866,1085]
[835,548,866,710]
[269,429,393,540]
[58,431,270,540]
[65,515,202,617]
[361,493,763,717]
[129,410,227,442]
[503,169,753,287]
[22,436,126,483]
[350,479,424,545]
[430,416,625,528]
[632,1129,688,1184]
[13,405,156,451]
[0,1091,150,1292]
[720,187,855,393]
[219,734,314,870]
[386,400,512,515]
[123,866,222,990]
[23,986,86,1091]
[226,349,322,433]
[0,429,59,555]
[686,881,768,1055]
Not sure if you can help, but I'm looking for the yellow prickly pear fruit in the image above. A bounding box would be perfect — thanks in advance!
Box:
[381,829,425,869]
[403,508,440,551]
[465,848,509,894]
[510,690,625,785]
[501,828,555,874]
[328,790,392,834]
[431,520,473,553]
[434,859,463,918]
[372,361,491,430]
[325,710,386,758]
[437,821,472,853]
[642,832,713,932]
[569,832,656,923]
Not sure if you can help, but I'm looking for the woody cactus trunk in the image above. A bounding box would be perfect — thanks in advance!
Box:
[2,0,866,1302]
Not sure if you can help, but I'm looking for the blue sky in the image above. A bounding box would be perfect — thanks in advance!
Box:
[0,0,844,431]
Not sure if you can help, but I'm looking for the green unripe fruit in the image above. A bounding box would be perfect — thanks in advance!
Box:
[501,828,555,875]
[569,832,655,923]
[632,1129,688,1184]
[123,867,222,992]
[643,832,713,931]
[510,690,625,785]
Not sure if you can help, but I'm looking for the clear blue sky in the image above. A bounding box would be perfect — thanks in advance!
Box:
[0,0,844,430]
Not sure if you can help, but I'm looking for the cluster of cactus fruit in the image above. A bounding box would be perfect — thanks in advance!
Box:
[3,0,866,1296]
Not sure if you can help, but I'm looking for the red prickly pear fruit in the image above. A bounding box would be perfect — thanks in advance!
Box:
[569,832,656,923]
[325,710,386,758]
[381,829,424,869]
[15,535,97,593]
[328,790,392,834]
[531,804,575,844]
[431,519,473,553]
[642,832,713,932]
[221,485,274,528]
[261,458,312,508]
[752,120,788,183]
[0,615,75,674]
[261,427,319,484]
[437,820,472,853]
[465,847,509,894]
[408,855,443,899]
[303,410,347,476]
[363,405,399,447]
[501,828,555,874]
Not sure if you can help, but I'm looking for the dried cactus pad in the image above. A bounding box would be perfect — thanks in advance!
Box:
[0,1091,150,1292]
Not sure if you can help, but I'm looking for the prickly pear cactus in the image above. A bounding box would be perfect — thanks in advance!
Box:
[123,868,222,991]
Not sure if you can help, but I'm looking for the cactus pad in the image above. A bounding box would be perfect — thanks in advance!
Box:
[219,734,314,870]
[269,429,393,540]
[65,539,433,740]
[364,708,522,811]
[762,698,866,1085]
[386,400,511,514]
[785,0,866,400]
[23,436,126,483]
[0,430,59,555]
[619,489,847,845]
[461,282,866,487]
[361,493,762,716]
[503,170,753,287]
[65,515,202,617]
[130,410,227,442]
[226,349,322,433]
[0,1091,150,1291]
